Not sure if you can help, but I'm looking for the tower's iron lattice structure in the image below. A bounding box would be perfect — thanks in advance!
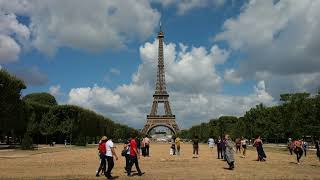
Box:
[141,25,179,135]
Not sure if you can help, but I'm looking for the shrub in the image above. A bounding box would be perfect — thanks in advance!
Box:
[21,133,33,150]
[75,135,87,146]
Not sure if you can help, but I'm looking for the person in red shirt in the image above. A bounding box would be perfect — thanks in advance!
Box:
[127,134,144,176]
[96,136,107,177]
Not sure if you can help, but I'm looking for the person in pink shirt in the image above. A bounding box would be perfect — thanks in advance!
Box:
[293,139,303,164]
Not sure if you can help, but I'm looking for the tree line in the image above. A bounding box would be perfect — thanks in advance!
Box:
[0,69,139,148]
[178,92,320,143]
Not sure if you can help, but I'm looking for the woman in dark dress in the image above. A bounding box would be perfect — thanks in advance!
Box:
[192,135,199,158]
[253,136,266,161]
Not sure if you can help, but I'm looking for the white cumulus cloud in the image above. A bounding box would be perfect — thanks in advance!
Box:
[49,84,62,97]
[224,68,242,84]
[0,13,30,63]
[215,0,320,96]
[67,39,275,128]
[0,0,160,60]
[137,39,229,94]
[152,0,226,15]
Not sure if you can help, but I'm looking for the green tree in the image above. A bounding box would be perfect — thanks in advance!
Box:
[0,69,26,144]
[23,93,57,106]
[40,110,59,144]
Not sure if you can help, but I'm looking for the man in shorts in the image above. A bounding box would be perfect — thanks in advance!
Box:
[241,136,247,157]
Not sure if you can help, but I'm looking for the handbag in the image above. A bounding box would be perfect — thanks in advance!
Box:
[121,148,128,156]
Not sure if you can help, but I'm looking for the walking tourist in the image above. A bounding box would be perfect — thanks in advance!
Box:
[144,136,150,157]
[302,140,307,157]
[175,136,181,155]
[137,136,141,155]
[222,138,227,161]
[141,138,146,157]
[216,137,223,159]
[241,136,247,157]
[105,137,118,179]
[171,136,176,155]
[96,136,107,177]
[316,139,320,161]
[127,134,144,177]
[122,139,131,173]
[253,136,266,161]
[224,134,235,170]
[208,137,214,152]
[293,139,303,164]
[235,138,241,153]
[192,135,199,158]
[287,138,293,155]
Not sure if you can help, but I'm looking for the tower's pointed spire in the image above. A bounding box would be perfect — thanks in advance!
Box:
[158,21,164,38]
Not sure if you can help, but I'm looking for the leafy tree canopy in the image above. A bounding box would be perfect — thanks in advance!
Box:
[0,69,26,134]
[23,92,58,106]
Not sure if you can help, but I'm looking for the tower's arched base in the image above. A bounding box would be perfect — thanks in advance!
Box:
[141,115,179,135]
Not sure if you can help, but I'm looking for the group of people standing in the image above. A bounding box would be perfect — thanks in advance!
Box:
[287,138,320,164]
[95,134,320,178]
[96,134,145,179]
[212,135,266,170]
[141,136,150,157]
[215,136,249,160]
[170,136,181,155]
[214,135,319,170]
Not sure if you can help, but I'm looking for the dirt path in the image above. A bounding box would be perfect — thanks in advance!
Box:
[0,143,319,179]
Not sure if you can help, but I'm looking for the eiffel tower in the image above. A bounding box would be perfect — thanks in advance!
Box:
[141,24,179,135]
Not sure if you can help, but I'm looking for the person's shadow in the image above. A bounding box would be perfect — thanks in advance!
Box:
[129,172,145,177]
[108,176,119,179]
[223,167,233,170]
[124,170,136,173]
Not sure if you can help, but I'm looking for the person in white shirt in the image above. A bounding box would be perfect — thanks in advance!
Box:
[208,138,215,152]
[105,138,118,179]
[241,136,247,157]
[143,136,150,157]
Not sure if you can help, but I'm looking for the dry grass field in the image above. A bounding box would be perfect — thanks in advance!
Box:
[0,143,319,180]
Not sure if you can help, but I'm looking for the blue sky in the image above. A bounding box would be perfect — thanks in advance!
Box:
[9,0,246,96]
[1,0,320,128]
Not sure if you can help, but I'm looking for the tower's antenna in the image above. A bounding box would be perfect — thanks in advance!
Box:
[160,21,162,31]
